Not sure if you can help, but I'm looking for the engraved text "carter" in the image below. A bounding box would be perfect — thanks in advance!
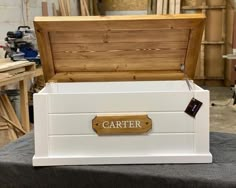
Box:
[102,121,142,129]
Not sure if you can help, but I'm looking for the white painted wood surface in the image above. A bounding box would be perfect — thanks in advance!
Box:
[33,154,212,166]
[49,112,194,135]
[33,81,212,166]
[48,92,193,113]
[48,134,194,156]
[33,94,49,157]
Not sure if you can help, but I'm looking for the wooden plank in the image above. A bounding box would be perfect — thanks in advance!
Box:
[163,0,168,14]
[19,79,30,132]
[82,0,90,16]
[52,41,187,72]
[58,0,65,16]
[80,0,86,16]
[42,2,49,16]
[50,71,185,82]
[182,5,226,10]
[0,100,17,140]
[1,115,26,134]
[195,0,206,81]
[175,0,181,14]
[89,0,94,15]
[4,67,26,75]
[104,0,147,11]
[34,14,205,31]
[64,0,71,16]
[169,0,176,14]
[205,10,223,42]
[0,126,8,130]
[194,44,205,79]
[202,41,224,44]
[0,71,33,87]
[54,59,184,72]
[0,61,34,72]
[50,29,190,43]
[0,73,11,80]
[152,0,157,14]
[0,94,22,129]
[205,6,225,80]
[0,122,8,126]
[148,0,152,14]
[52,41,188,52]
[48,134,194,157]
[157,0,163,15]
[185,20,205,78]
[54,49,186,60]
[52,3,57,16]
[34,29,55,82]
[207,0,225,6]
[225,1,234,85]
[49,112,194,135]
[205,45,224,77]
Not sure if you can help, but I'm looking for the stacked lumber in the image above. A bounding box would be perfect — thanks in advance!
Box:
[79,0,105,16]
[55,0,95,16]
[58,0,71,16]
[148,0,182,15]
[0,94,26,141]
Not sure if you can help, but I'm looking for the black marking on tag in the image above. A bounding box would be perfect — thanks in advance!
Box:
[185,98,203,118]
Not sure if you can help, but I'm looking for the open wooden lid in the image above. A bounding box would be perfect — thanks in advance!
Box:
[34,14,205,82]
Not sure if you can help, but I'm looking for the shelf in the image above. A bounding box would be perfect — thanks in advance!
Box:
[182,5,226,10]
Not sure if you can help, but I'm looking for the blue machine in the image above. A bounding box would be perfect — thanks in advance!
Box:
[0,26,40,64]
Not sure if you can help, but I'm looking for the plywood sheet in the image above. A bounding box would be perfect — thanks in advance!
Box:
[104,0,147,11]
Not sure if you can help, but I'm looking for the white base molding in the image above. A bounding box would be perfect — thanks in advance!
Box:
[33,153,213,166]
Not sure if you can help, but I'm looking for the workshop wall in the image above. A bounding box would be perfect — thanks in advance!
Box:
[0,0,78,58]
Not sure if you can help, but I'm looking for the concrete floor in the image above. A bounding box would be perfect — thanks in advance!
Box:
[208,87,236,134]
[0,87,235,148]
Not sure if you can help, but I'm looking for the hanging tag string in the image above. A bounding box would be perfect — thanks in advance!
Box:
[180,64,192,92]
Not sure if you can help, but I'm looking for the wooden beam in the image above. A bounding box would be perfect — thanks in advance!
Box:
[82,0,90,16]
[19,79,30,132]
[42,2,49,16]
[80,0,86,16]
[163,0,168,14]
[59,0,66,16]
[169,0,175,14]
[156,0,163,15]
[0,94,22,129]
[182,5,226,10]
[50,71,185,82]
[0,100,17,140]
[52,3,57,16]
[175,0,181,14]
[1,115,26,134]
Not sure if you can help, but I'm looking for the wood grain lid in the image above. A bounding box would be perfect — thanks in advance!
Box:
[34,14,205,82]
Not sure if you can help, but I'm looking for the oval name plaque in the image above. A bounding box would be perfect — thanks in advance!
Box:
[92,115,152,135]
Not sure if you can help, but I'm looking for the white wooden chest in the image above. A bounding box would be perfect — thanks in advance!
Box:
[33,14,212,166]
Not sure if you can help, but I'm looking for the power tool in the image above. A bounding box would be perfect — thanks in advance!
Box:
[0,26,40,64]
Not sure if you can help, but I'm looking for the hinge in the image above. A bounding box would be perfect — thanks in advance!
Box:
[180,64,185,72]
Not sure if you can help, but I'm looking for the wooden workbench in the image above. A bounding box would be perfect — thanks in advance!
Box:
[0,59,42,140]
